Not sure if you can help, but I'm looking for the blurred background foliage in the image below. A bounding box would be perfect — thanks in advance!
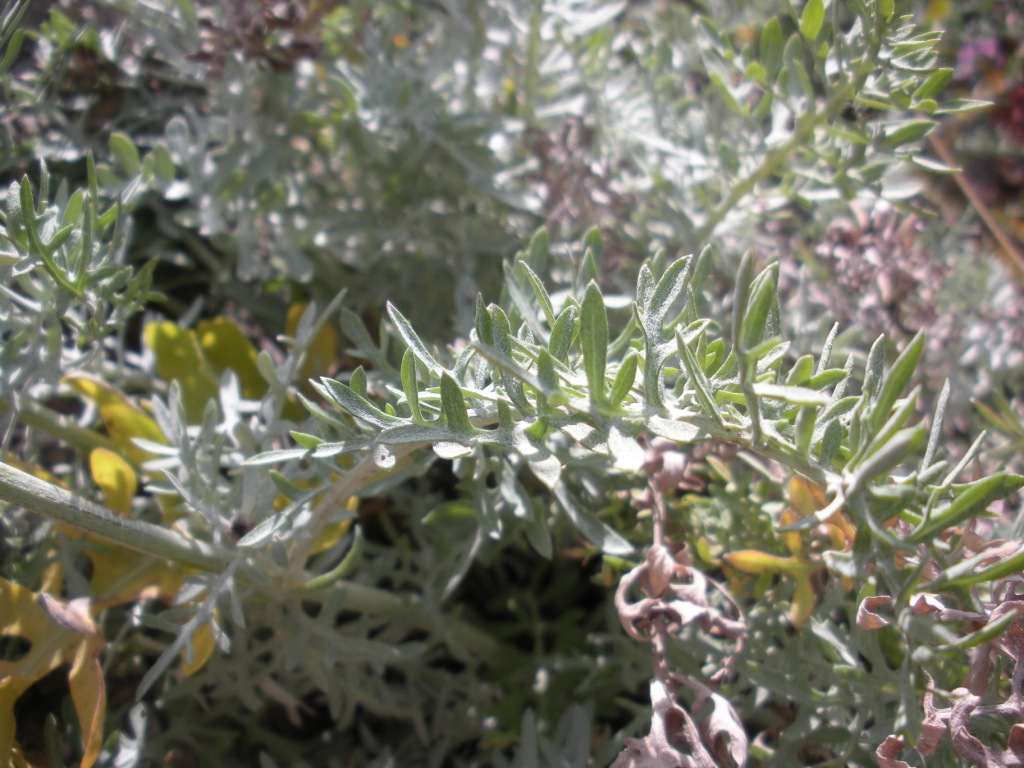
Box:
[2,0,1024,766]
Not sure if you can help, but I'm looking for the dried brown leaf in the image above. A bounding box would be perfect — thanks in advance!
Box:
[857,595,893,629]
[876,735,911,768]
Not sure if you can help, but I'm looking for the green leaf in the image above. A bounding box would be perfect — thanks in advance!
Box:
[800,0,824,42]
[580,281,608,408]
[578,247,599,289]
[646,416,704,443]
[870,331,924,434]
[785,355,815,386]
[909,473,1024,545]
[490,305,533,415]
[643,255,692,339]
[289,432,324,450]
[608,352,638,409]
[795,405,817,456]
[440,373,476,435]
[760,17,784,78]
[515,259,555,326]
[738,263,778,353]
[912,68,953,102]
[880,119,937,151]
[549,305,578,361]
[583,226,603,262]
[936,608,1021,651]
[752,383,830,406]
[877,0,894,20]
[849,424,926,490]
[109,132,141,176]
[0,28,23,75]
[932,542,1024,589]
[320,378,402,429]
[387,302,443,376]
[401,350,426,424]
[525,227,549,274]
[677,328,724,425]
[921,380,950,472]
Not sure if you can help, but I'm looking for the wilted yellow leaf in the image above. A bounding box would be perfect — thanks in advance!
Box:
[195,316,267,401]
[0,580,105,768]
[89,448,136,515]
[790,572,817,630]
[64,375,166,467]
[788,475,827,518]
[723,549,803,576]
[142,321,220,424]
[181,619,217,676]
[779,508,803,557]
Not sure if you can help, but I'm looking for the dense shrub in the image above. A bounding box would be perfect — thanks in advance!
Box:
[1,1,1023,767]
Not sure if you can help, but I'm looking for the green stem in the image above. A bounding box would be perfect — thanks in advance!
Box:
[0,396,120,456]
[0,461,228,572]
[287,443,420,577]
[693,56,876,248]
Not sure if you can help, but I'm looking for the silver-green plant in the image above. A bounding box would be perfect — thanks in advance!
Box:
[1,0,1021,766]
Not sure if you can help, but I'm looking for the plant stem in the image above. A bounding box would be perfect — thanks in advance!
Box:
[0,395,120,455]
[0,461,228,572]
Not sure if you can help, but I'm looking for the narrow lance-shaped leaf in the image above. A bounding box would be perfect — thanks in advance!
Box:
[319,377,402,429]
[490,305,533,415]
[642,255,692,339]
[474,293,493,346]
[525,226,549,274]
[440,373,477,435]
[800,0,824,41]
[738,263,778,354]
[760,16,784,78]
[548,304,577,361]
[869,331,924,434]
[677,328,724,426]
[608,352,638,409]
[401,349,426,424]
[388,302,443,376]
[515,260,556,326]
[580,281,608,408]
[850,387,921,470]
[635,263,655,313]
[917,387,953,470]
[909,473,1024,545]
[848,424,927,492]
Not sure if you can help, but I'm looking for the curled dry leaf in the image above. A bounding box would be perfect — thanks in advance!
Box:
[647,544,677,598]
[856,595,893,629]
[687,678,748,768]
[609,681,718,768]
[876,735,911,768]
